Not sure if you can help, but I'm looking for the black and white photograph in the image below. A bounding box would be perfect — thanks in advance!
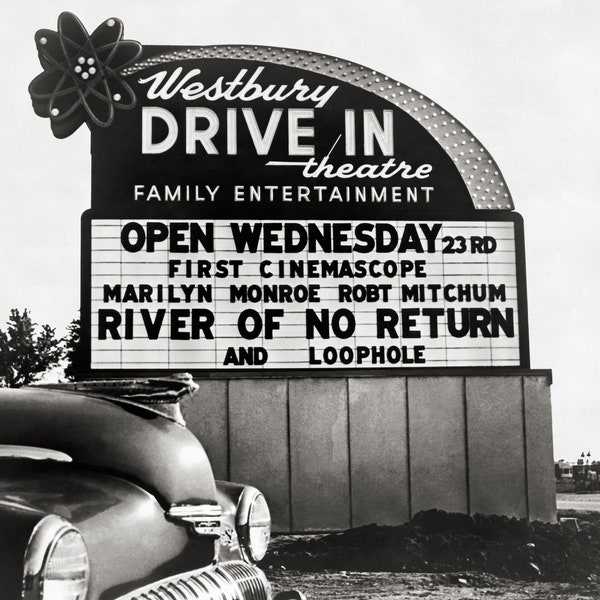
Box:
[0,2,598,599]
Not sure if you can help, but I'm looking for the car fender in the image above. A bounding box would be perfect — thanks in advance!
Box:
[0,458,216,600]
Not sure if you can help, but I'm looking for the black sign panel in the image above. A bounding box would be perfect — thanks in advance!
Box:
[90,55,472,219]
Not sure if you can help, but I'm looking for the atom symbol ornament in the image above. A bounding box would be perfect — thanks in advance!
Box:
[28,12,142,138]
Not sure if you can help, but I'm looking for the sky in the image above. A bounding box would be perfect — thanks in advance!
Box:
[0,1,598,461]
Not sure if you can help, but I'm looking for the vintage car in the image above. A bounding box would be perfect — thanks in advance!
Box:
[0,375,300,600]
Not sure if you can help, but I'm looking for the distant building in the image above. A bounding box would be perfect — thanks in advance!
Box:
[556,460,573,478]
[556,455,599,491]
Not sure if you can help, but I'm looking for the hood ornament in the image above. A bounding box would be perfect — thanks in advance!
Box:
[45,373,199,426]
[118,373,199,426]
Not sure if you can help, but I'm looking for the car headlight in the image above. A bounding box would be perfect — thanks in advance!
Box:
[22,514,89,600]
[236,488,271,563]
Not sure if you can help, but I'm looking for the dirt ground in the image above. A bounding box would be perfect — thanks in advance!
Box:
[269,571,598,599]
[264,505,600,599]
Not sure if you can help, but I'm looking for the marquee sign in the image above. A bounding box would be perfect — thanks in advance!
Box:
[30,13,529,373]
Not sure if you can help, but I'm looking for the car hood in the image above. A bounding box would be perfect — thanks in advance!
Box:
[0,387,217,508]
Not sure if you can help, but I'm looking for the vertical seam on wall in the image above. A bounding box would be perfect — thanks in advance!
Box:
[226,379,231,482]
[346,377,354,529]
[463,376,471,516]
[405,377,412,520]
[521,376,530,520]
[286,378,293,532]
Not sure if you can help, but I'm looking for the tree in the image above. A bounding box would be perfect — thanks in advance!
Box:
[63,317,87,380]
[0,309,63,387]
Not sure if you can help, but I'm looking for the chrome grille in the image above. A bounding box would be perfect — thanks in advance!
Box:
[116,561,271,600]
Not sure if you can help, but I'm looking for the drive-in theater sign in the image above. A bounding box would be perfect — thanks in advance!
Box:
[85,43,527,373]
[30,13,554,530]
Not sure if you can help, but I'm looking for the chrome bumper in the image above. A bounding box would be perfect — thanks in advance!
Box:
[115,561,271,600]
